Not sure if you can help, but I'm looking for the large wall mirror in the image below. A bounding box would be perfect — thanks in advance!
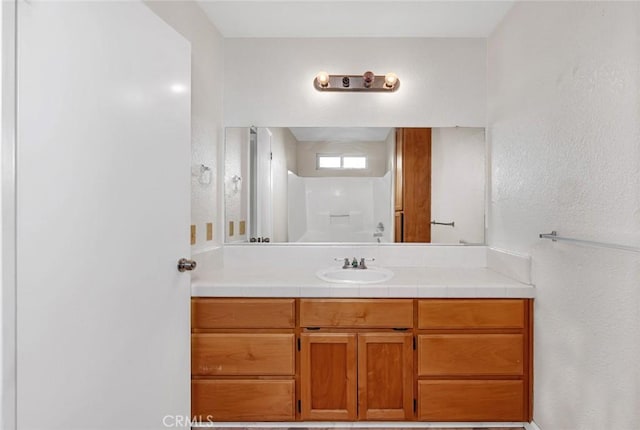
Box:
[224,127,486,245]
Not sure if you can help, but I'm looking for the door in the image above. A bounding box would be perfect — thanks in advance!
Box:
[16,2,191,429]
[358,333,414,420]
[256,127,272,240]
[300,333,357,420]
[397,128,432,242]
[248,127,272,241]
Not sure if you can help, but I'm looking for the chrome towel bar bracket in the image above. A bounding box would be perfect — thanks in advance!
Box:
[539,231,640,253]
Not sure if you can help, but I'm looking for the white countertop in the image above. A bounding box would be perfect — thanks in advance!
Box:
[191,266,534,298]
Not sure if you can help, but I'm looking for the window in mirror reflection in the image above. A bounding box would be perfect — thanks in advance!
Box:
[317,155,341,169]
[342,156,367,169]
[317,154,368,170]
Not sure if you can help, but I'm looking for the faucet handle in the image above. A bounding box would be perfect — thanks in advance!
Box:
[358,257,376,269]
[335,257,351,269]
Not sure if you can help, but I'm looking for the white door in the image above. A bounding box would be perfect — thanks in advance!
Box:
[16,2,191,429]
[256,127,272,240]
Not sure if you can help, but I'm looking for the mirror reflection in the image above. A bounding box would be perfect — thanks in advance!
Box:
[224,127,485,244]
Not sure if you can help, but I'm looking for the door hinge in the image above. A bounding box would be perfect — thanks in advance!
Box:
[413,336,416,350]
[270,152,273,160]
[297,399,301,413]
[297,337,301,351]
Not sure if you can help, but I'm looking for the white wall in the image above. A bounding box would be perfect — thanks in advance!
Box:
[146,1,224,250]
[224,38,486,127]
[431,127,485,244]
[488,3,640,429]
[224,128,249,242]
[372,172,392,242]
[270,127,298,242]
[287,172,306,242]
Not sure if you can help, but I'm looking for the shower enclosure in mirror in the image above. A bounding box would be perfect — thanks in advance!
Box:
[224,127,485,244]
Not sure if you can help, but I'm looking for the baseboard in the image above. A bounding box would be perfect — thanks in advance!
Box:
[524,421,542,430]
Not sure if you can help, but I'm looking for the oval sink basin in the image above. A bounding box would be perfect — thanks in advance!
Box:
[316,266,394,284]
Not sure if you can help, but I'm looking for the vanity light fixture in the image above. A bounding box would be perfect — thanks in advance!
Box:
[314,71,400,92]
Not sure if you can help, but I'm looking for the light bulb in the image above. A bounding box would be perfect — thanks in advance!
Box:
[316,71,330,87]
[363,71,375,88]
[384,72,398,88]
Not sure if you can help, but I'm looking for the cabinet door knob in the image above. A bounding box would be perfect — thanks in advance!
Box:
[177,258,197,272]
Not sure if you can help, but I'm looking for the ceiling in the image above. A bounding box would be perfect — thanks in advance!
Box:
[288,127,392,142]
[197,1,514,38]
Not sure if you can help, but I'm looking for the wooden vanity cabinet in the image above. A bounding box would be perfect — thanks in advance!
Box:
[416,299,532,422]
[299,299,414,421]
[190,298,296,422]
[191,298,532,423]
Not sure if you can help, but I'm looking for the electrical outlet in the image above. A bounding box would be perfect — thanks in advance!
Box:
[228,221,234,237]
[239,220,246,235]
[206,223,213,241]
[190,225,196,245]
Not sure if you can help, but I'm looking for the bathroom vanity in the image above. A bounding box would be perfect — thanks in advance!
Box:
[191,264,534,424]
[190,244,534,424]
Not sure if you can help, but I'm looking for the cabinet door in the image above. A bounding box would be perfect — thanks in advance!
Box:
[358,333,414,420]
[402,128,431,242]
[300,333,357,420]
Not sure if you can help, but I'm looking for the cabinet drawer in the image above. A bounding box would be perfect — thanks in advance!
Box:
[300,299,413,328]
[192,379,295,421]
[418,380,524,421]
[191,298,295,329]
[192,333,295,376]
[418,299,525,329]
[418,334,523,376]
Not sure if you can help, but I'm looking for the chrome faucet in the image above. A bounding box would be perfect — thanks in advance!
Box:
[336,257,375,269]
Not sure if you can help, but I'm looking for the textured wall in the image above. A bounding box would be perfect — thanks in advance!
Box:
[488,3,640,429]
[224,128,249,243]
[146,1,224,249]
[224,38,486,127]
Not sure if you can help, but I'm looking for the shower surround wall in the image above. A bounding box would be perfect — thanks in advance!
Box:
[288,173,391,243]
[488,3,640,429]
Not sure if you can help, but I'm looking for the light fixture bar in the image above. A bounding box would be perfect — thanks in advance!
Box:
[314,72,400,92]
